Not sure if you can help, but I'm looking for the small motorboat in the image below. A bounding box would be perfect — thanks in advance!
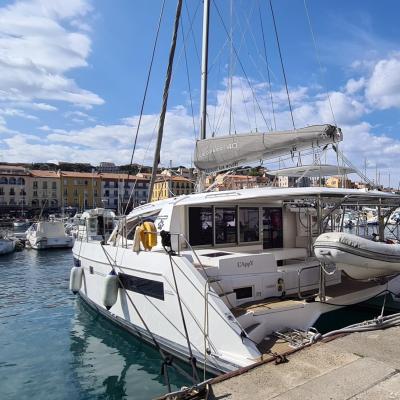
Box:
[13,219,30,229]
[0,237,15,255]
[26,220,73,250]
[314,232,400,279]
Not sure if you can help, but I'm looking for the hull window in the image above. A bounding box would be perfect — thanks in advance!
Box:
[119,273,164,301]
[215,207,237,244]
[234,286,253,300]
[189,207,213,245]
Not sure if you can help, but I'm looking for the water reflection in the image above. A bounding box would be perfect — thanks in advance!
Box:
[70,299,190,400]
[0,248,189,400]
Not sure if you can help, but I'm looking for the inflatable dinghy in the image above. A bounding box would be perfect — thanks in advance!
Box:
[314,232,400,279]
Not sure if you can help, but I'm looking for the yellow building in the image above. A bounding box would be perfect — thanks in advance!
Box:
[151,176,194,202]
[29,170,61,209]
[60,171,101,210]
[325,176,355,189]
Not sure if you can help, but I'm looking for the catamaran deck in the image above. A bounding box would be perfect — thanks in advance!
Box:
[231,298,303,318]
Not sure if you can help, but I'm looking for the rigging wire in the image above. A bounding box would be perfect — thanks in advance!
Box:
[184,0,202,67]
[228,0,234,135]
[167,253,200,382]
[124,0,166,195]
[303,0,337,127]
[213,0,271,131]
[236,3,274,132]
[180,18,197,140]
[99,244,196,389]
[258,0,276,130]
[269,0,296,130]
[213,4,253,135]
[147,0,183,203]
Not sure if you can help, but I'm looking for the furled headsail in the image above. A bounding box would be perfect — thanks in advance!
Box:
[194,124,342,172]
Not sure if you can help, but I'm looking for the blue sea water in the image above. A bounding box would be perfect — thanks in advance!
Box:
[0,249,189,400]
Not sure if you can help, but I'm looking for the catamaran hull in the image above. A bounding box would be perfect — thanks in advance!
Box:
[72,240,400,374]
[78,291,238,375]
[73,241,261,374]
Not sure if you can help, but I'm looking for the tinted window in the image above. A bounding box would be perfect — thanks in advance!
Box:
[189,207,213,245]
[215,208,237,244]
[239,208,259,242]
[119,273,164,300]
[263,208,283,249]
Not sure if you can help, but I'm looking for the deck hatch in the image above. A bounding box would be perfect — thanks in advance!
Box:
[118,273,164,301]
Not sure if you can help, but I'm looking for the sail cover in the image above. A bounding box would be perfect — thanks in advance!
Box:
[194,124,342,172]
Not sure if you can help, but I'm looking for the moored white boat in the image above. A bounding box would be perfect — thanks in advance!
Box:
[26,220,73,250]
[13,219,30,229]
[70,187,400,374]
[0,237,15,255]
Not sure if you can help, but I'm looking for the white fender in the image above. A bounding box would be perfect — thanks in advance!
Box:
[69,266,83,294]
[132,225,141,252]
[102,272,119,310]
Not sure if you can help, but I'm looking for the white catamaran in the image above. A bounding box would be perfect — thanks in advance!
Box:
[69,0,400,376]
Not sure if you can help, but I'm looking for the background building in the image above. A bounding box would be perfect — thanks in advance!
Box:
[60,171,101,210]
[325,176,355,189]
[0,165,29,213]
[97,162,120,173]
[151,176,194,201]
[29,170,61,211]
[100,173,149,212]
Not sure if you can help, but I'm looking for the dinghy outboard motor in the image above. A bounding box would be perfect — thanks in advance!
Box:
[102,270,119,310]
[69,258,83,294]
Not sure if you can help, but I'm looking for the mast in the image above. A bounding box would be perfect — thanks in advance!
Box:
[147,0,183,203]
[199,0,210,140]
[196,0,210,193]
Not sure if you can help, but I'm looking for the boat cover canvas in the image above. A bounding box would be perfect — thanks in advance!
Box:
[194,124,342,172]
[37,221,66,238]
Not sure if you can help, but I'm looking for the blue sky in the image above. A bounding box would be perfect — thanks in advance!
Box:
[0,0,400,186]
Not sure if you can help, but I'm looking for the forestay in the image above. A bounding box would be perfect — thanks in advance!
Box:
[194,124,342,172]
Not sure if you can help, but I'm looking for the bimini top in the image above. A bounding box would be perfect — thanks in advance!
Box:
[127,186,400,220]
[194,124,342,173]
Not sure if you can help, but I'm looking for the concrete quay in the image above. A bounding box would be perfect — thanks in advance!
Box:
[208,326,400,400]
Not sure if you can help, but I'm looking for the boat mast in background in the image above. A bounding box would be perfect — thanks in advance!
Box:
[147,0,183,203]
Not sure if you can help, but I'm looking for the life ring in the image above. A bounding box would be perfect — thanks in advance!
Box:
[139,221,158,250]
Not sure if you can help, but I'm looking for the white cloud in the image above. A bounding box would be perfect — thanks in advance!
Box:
[365,54,400,109]
[0,0,103,109]
[0,107,38,120]
[345,77,365,94]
